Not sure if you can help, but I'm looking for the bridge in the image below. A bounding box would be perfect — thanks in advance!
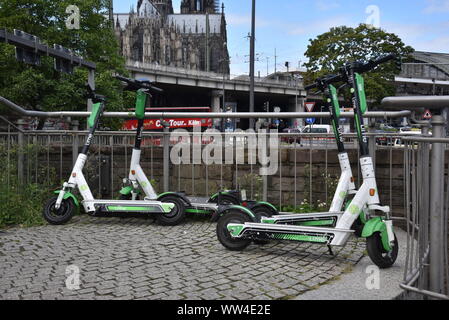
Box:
[126,60,307,128]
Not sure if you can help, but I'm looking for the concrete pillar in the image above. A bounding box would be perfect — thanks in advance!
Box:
[211,90,222,129]
[289,97,305,128]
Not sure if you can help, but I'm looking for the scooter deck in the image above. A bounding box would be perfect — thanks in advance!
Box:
[228,222,354,246]
[186,197,218,214]
[83,199,173,213]
[261,212,343,226]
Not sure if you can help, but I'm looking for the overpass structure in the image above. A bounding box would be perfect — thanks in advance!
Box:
[126,60,307,128]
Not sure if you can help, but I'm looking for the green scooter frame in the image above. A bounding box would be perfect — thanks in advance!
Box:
[216,54,401,268]
[42,84,176,226]
[116,76,279,223]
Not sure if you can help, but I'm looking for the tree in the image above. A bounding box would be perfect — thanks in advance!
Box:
[304,24,414,105]
[0,0,132,128]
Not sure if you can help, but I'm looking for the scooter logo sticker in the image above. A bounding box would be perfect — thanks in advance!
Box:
[348,204,360,215]
[80,185,88,192]
[228,225,244,237]
[339,191,347,199]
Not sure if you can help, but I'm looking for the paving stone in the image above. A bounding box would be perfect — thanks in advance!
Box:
[0,216,364,300]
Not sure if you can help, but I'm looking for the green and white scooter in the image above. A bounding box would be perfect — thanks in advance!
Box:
[246,74,366,232]
[115,75,279,223]
[216,54,400,268]
[42,83,176,225]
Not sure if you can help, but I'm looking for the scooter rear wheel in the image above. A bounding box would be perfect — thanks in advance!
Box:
[43,196,75,225]
[366,232,398,268]
[216,211,252,251]
[156,196,186,226]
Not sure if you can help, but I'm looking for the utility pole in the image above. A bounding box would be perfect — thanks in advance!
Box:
[266,57,269,76]
[206,13,210,72]
[249,0,256,129]
[274,48,277,74]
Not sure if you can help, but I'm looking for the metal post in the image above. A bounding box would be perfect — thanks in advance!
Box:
[419,125,430,292]
[262,129,268,201]
[87,69,95,112]
[163,125,170,192]
[368,118,376,166]
[17,119,25,185]
[429,114,445,295]
[71,120,79,166]
[249,0,256,130]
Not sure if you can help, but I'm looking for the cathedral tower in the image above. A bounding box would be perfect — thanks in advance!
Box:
[181,0,219,14]
[138,0,174,17]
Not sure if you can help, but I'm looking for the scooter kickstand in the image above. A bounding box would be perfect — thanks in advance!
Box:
[327,245,334,256]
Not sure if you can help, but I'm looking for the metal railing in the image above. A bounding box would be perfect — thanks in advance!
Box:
[382,96,449,300]
[2,94,449,299]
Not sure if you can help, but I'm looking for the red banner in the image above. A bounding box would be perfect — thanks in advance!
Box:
[123,118,213,130]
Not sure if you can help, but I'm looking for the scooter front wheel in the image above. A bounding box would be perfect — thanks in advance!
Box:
[366,232,398,269]
[156,196,186,226]
[43,196,75,225]
[216,211,252,251]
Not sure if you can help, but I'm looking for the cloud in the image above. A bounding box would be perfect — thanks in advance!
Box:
[287,15,355,36]
[316,0,340,11]
[423,0,449,13]
[226,14,273,28]
[226,14,251,26]
[382,20,449,53]
[415,36,449,52]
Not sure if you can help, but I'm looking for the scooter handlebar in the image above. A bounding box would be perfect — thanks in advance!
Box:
[305,74,344,91]
[114,75,164,93]
[355,53,398,73]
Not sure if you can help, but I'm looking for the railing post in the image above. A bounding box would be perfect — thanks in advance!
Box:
[429,114,445,296]
[16,119,25,185]
[71,120,79,166]
[419,125,431,292]
[163,125,170,192]
[368,118,376,166]
[262,129,268,202]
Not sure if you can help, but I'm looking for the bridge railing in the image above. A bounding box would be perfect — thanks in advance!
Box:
[126,60,303,88]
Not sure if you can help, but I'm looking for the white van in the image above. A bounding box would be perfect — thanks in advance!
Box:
[393,129,422,148]
[301,125,333,146]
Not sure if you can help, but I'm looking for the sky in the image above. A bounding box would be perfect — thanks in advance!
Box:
[113,0,449,76]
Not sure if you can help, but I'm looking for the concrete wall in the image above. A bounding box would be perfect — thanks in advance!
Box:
[37,145,407,219]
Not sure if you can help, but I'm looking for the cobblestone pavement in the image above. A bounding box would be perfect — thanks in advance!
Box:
[0,215,366,300]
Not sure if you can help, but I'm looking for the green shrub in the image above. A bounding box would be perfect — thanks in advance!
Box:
[0,144,57,228]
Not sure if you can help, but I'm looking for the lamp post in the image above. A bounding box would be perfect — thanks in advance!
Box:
[249,0,256,129]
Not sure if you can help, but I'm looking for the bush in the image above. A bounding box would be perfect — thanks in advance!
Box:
[0,144,58,228]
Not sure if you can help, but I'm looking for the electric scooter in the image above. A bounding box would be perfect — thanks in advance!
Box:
[250,74,366,232]
[42,83,176,225]
[216,54,400,268]
[115,75,279,223]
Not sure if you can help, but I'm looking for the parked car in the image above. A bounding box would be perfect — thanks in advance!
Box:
[301,125,334,145]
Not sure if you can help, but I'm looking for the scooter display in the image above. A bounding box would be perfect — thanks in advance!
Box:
[115,75,279,223]
[42,83,177,225]
[216,54,400,268]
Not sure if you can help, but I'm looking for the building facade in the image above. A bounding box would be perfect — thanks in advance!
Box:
[395,51,449,96]
[114,0,230,74]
